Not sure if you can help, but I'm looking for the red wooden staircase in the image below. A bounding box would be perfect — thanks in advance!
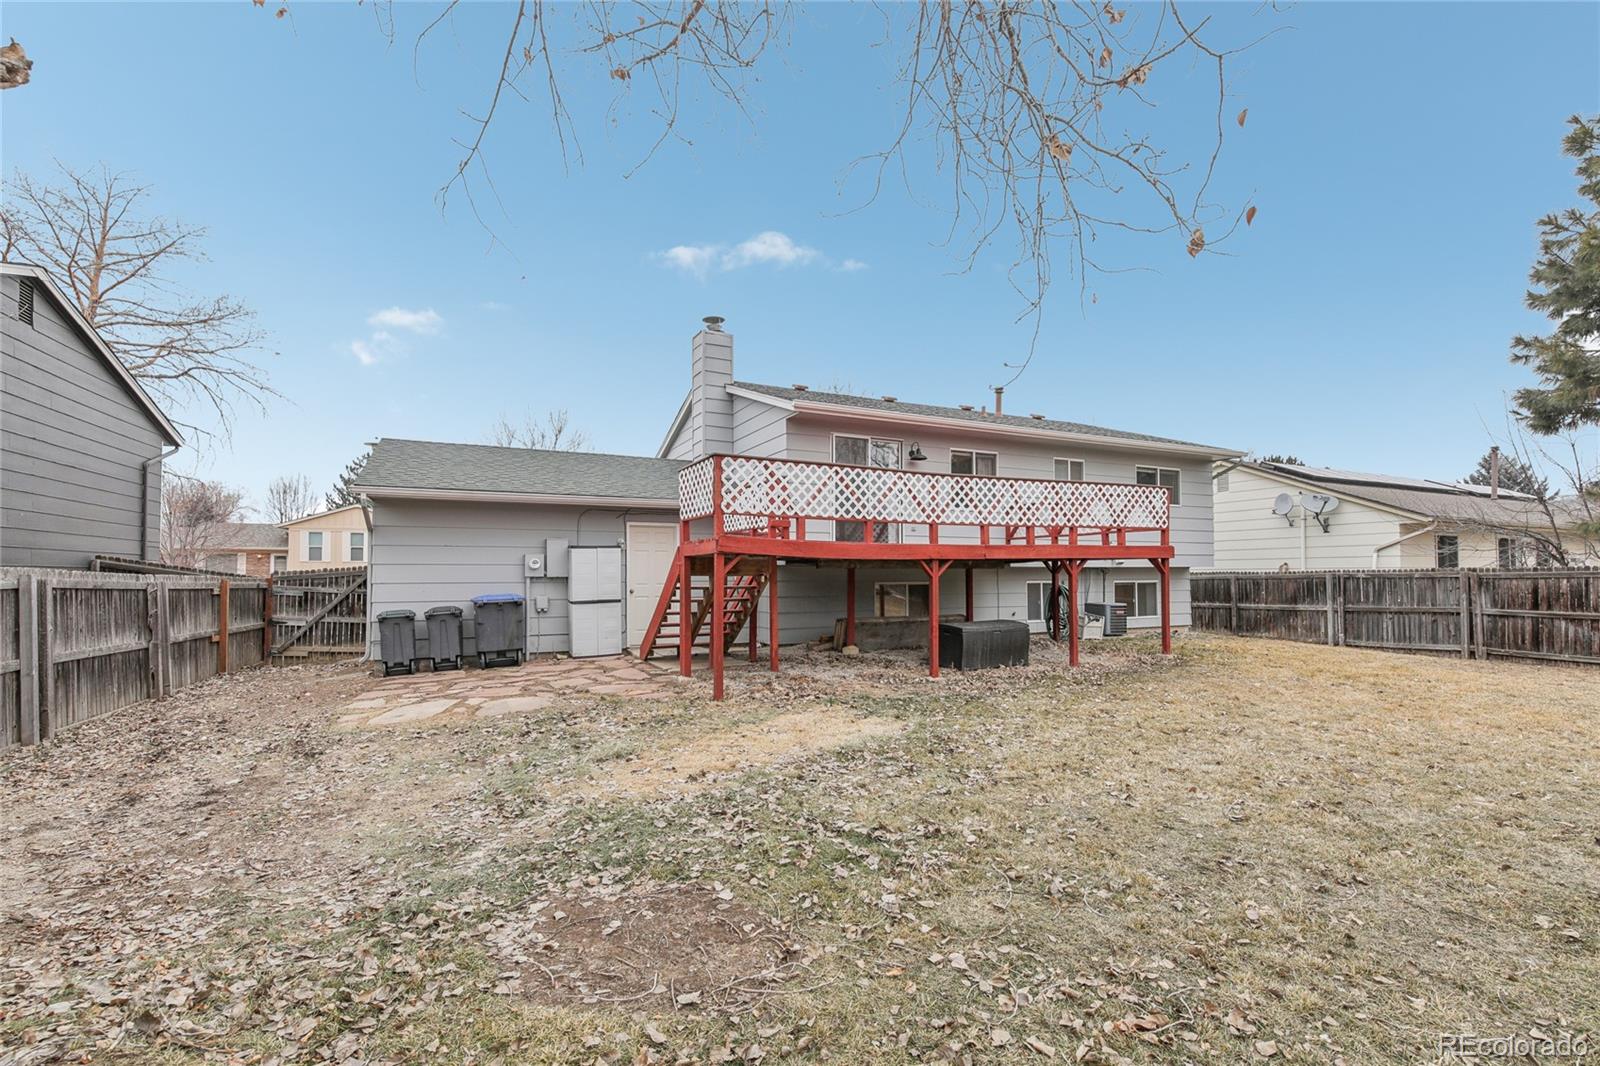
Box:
[639,551,769,661]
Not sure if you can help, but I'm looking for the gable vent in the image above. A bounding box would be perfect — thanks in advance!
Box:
[17,277,35,326]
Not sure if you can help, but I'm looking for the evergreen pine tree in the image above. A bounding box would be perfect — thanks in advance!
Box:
[326,450,369,511]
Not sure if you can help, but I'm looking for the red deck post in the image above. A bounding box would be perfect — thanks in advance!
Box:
[749,580,759,662]
[769,557,780,672]
[964,565,974,622]
[1049,562,1062,642]
[845,566,857,647]
[926,561,940,678]
[677,552,692,677]
[1158,558,1172,655]
[1067,561,1083,667]
[711,552,726,700]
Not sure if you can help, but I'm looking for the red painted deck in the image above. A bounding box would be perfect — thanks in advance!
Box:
[641,454,1175,698]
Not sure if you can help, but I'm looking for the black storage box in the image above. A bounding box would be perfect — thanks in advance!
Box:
[938,619,1031,670]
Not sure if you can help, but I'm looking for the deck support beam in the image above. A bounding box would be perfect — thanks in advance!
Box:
[677,550,692,677]
[964,565,974,622]
[1048,562,1063,643]
[1067,561,1084,666]
[921,560,954,678]
[845,567,857,647]
[1156,558,1172,655]
[769,557,780,672]
[711,552,726,700]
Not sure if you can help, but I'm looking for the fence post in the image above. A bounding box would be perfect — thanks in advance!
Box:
[17,576,40,746]
[1228,575,1239,634]
[158,581,172,694]
[1472,573,1487,661]
[36,578,53,741]
[1325,572,1336,645]
[145,582,161,699]
[262,574,274,663]
[1458,572,1471,659]
[216,578,230,674]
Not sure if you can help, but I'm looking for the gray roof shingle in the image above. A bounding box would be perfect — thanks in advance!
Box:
[355,438,687,501]
[209,522,288,550]
[1249,461,1588,528]
[733,381,1238,454]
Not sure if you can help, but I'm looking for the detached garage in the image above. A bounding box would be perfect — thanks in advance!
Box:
[355,439,686,661]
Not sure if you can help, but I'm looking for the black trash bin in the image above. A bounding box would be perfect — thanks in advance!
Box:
[376,609,418,676]
[424,605,464,671]
[471,593,525,667]
[938,619,1030,670]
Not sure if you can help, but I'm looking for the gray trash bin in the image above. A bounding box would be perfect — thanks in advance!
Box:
[376,609,418,676]
[471,593,525,667]
[424,605,464,671]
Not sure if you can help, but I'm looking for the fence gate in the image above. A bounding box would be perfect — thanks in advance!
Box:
[270,568,368,660]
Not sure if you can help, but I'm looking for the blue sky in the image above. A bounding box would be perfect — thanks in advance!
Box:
[2,2,1597,510]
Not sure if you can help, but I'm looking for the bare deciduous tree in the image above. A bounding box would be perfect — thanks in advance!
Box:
[263,474,318,524]
[161,476,247,569]
[1459,419,1600,567]
[489,409,591,451]
[264,2,1267,368]
[1,163,273,436]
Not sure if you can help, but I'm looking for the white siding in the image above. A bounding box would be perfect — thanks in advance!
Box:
[366,497,676,657]
[1213,465,1405,569]
[732,394,789,458]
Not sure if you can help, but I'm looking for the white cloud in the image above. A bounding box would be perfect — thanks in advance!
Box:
[656,231,855,278]
[367,306,443,334]
[349,329,401,367]
[659,244,722,278]
[725,231,819,269]
[350,339,380,366]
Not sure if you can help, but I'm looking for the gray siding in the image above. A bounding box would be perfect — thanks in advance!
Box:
[1,275,168,568]
[731,394,789,457]
[754,562,1190,645]
[366,496,677,657]
[688,329,735,456]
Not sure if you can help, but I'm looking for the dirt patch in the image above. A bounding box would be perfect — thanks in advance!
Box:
[581,707,906,798]
[485,884,801,1009]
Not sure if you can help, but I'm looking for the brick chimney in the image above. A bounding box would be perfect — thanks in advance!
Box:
[690,316,734,457]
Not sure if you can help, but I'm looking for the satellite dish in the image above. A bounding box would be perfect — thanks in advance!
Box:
[1272,493,1296,525]
[1303,493,1339,531]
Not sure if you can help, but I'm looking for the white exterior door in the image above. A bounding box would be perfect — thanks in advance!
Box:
[626,523,679,650]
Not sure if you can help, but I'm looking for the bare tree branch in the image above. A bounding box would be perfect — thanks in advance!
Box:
[1,162,275,439]
[263,474,318,524]
[488,408,591,451]
[160,475,247,568]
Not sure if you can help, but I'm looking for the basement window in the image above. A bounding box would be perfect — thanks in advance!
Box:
[1113,579,1159,619]
[875,582,929,618]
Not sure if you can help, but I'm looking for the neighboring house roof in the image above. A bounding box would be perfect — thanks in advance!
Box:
[207,522,289,551]
[717,381,1241,458]
[354,438,688,505]
[1240,461,1587,530]
[280,503,368,528]
[1,261,183,446]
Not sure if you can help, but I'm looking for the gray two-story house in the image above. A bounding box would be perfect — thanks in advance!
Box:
[1,262,182,568]
[356,317,1241,671]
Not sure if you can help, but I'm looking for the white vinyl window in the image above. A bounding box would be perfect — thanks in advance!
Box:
[349,531,365,562]
[307,531,324,563]
[1136,466,1182,505]
[1054,458,1086,482]
[834,434,902,543]
[1113,579,1159,619]
[875,582,929,618]
[1025,580,1055,625]
[950,449,998,476]
[271,554,288,573]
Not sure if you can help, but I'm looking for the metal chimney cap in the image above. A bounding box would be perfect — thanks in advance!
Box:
[702,315,726,331]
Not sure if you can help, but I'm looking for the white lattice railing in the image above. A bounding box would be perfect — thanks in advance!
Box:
[677,455,1170,534]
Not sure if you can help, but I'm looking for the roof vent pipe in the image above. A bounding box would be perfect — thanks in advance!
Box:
[993,386,1004,416]
[702,315,725,332]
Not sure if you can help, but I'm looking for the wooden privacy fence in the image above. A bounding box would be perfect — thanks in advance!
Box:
[1193,569,1600,666]
[1,568,269,749]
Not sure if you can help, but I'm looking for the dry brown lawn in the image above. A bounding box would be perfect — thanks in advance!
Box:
[1,634,1596,1065]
